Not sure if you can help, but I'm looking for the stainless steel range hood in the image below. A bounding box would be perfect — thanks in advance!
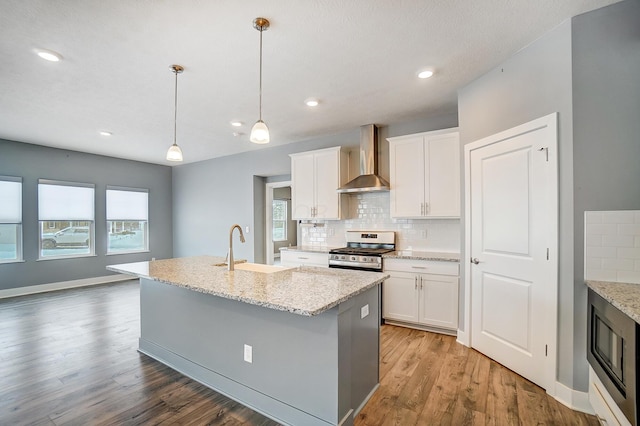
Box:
[337,124,390,193]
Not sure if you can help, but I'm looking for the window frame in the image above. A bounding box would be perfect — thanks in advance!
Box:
[37,180,96,261]
[106,186,149,255]
[0,176,23,264]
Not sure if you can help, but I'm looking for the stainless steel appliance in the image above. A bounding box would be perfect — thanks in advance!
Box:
[329,231,395,271]
[588,288,639,425]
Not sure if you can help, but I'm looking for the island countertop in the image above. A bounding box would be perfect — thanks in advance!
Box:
[108,256,388,317]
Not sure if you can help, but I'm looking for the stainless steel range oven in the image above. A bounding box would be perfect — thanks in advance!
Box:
[588,288,639,425]
[329,231,395,271]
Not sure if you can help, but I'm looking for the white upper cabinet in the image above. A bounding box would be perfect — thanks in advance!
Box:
[388,128,460,219]
[290,146,348,220]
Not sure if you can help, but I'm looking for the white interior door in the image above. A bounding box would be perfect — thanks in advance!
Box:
[467,114,557,391]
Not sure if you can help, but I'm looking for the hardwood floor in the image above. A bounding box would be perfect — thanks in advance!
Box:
[0,280,598,425]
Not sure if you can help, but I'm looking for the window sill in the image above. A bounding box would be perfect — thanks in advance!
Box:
[37,254,97,261]
[106,250,150,256]
[0,259,26,265]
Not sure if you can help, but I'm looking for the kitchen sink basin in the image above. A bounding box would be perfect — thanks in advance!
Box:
[233,263,294,274]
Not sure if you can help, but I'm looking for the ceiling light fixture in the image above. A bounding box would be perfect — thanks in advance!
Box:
[249,17,270,144]
[417,70,434,79]
[166,64,184,162]
[35,48,63,62]
[305,98,319,107]
[99,131,112,136]
[230,121,243,127]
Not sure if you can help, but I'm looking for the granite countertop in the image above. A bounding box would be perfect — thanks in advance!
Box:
[586,280,640,324]
[383,250,461,262]
[108,256,388,317]
[279,246,337,254]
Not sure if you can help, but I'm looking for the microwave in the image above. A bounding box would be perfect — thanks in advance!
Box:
[588,288,639,425]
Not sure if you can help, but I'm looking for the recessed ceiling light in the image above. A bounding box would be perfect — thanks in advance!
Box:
[230,121,243,127]
[35,48,63,62]
[305,98,319,107]
[417,70,434,79]
[99,131,112,136]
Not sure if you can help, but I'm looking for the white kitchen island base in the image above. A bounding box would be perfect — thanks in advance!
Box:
[138,277,380,426]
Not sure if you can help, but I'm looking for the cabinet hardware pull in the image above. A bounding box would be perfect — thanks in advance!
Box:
[424,202,428,214]
[412,266,428,269]
[420,276,423,290]
[420,203,424,216]
[298,257,309,260]
[415,276,418,290]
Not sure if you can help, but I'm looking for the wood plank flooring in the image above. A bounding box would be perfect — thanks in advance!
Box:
[0,280,598,425]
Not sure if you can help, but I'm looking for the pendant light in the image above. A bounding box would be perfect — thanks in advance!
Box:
[166,64,184,162]
[250,17,270,144]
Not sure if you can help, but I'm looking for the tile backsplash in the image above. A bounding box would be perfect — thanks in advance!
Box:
[300,192,460,252]
[585,210,640,284]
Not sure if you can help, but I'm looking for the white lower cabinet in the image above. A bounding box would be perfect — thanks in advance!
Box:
[280,250,329,268]
[383,258,459,334]
[589,366,629,426]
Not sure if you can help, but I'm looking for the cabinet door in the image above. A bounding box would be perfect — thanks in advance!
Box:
[291,153,315,219]
[425,132,460,217]
[389,137,425,218]
[382,272,419,323]
[313,149,340,219]
[418,274,458,330]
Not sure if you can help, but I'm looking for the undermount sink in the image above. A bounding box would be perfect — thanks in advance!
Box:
[233,263,294,274]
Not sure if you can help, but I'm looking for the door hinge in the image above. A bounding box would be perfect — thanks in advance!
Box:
[545,344,548,356]
[538,147,549,162]
[546,248,549,260]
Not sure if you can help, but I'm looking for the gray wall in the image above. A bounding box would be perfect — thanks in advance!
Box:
[457,0,640,392]
[0,139,173,290]
[172,113,458,263]
[458,21,575,386]
[571,0,640,390]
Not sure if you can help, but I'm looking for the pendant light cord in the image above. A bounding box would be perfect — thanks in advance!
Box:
[173,69,178,145]
[258,27,263,121]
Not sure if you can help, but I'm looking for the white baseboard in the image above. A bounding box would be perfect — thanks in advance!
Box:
[553,380,594,414]
[456,328,470,346]
[0,274,133,299]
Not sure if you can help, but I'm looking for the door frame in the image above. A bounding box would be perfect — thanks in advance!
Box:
[265,180,292,265]
[462,113,559,394]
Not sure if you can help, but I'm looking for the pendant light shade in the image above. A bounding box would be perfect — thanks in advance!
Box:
[166,143,183,161]
[250,120,270,144]
[250,17,270,144]
[166,64,184,162]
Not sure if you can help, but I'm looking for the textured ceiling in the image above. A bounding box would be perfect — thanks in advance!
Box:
[0,0,621,165]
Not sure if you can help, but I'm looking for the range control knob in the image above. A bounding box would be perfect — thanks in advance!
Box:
[362,257,368,262]
[351,256,357,261]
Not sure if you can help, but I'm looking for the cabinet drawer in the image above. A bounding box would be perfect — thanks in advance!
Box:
[384,258,459,276]
[280,251,329,267]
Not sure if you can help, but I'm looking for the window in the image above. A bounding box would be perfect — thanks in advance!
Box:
[106,187,149,254]
[272,199,287,242]
[38,180,95,259]
[0,176,22,263]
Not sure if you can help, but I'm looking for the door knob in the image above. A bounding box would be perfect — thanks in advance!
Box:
[471,257,480,265]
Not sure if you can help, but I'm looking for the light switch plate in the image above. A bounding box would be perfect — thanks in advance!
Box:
[244,344,252,363]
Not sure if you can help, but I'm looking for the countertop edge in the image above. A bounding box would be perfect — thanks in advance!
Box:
[107,264,389,317]
[383,251,461,262]
[586,280,640,324]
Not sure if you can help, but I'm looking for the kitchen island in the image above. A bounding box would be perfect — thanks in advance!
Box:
[108,256,388,426]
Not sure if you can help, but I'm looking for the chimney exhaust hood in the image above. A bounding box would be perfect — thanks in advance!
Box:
[337,124,390,193]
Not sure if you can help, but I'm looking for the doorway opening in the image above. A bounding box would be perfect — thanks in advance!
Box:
[265,181,297,265]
